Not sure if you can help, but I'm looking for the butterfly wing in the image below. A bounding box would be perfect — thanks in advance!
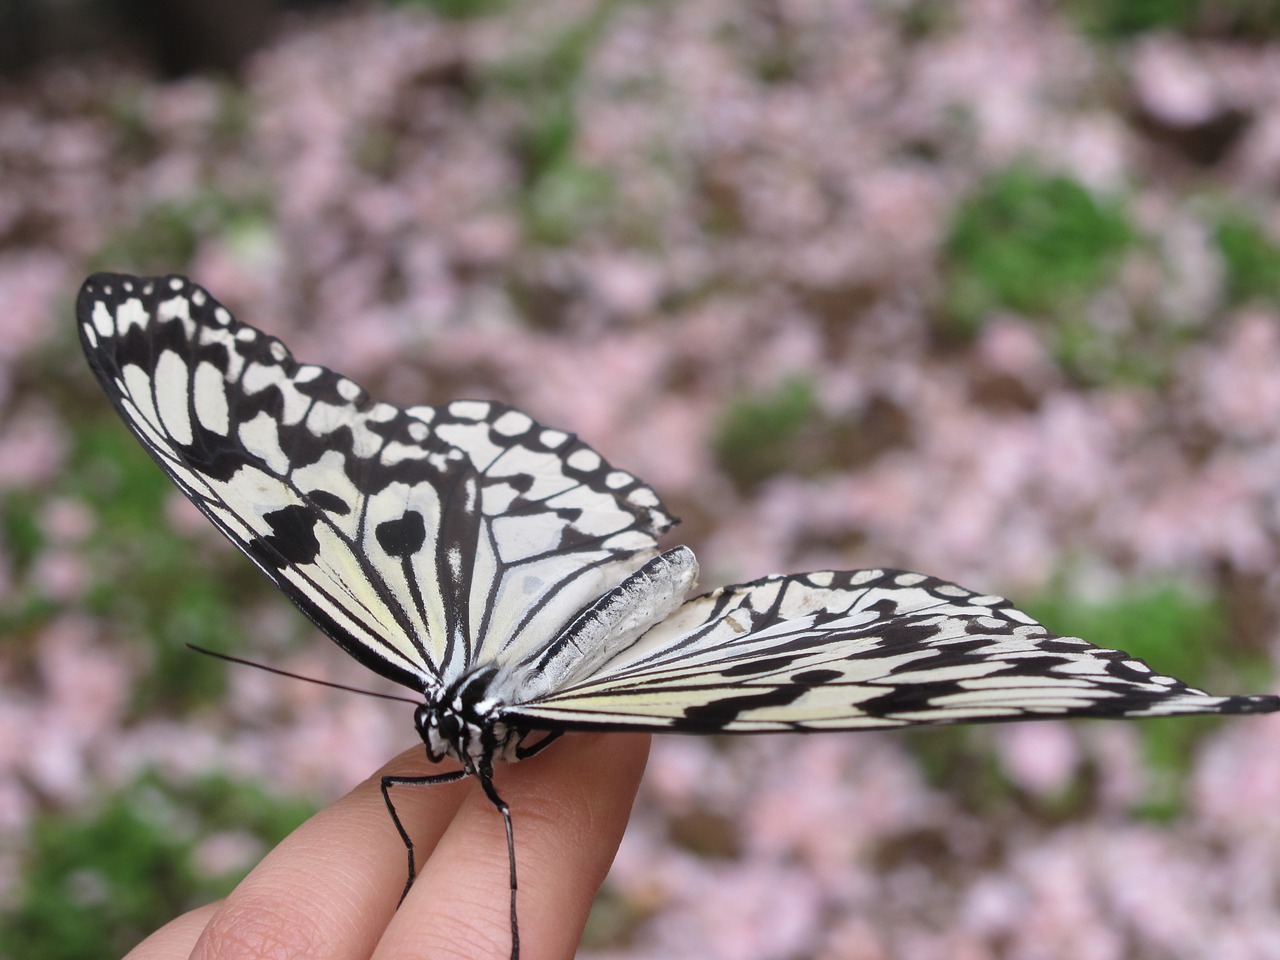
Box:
[77,273,674,691]
[510,568,1280,731]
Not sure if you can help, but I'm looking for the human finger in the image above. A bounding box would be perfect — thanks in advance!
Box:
[189,746,470,960]
[373,732,651,960]
[123,902,221,960]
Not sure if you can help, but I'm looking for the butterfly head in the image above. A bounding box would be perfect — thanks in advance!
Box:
[414,666,525,768]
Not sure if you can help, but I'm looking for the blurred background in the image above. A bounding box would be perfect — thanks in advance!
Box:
[5,0,1280,957]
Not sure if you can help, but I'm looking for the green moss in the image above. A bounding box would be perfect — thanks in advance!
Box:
[938,164,1206,386]
[1,491,44,576]
[1215,211,1280,305]
[387,0,507,18]
[944,165,1133,332]
[712,377,818,490]
[1068,0,1199,36]
[1069,0,1280,39]
[0,774,316,960]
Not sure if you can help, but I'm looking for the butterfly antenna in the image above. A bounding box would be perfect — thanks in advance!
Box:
[477,765,520,960]
[185,643,419,704]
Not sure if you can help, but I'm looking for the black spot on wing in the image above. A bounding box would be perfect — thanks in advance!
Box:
[375,510,427,558]
[721,655,798,677]
[248,504,321,568]
[504,472,535,495]
[1039,639,1092,654]
[793,668,843,684]
[843,620,943,657]
[307,489,351,515]
[674,684,807,730]
[855,682,959,715]
[179,430,256,483]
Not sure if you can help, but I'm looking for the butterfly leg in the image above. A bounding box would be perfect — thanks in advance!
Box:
[477,766,519,960]
[381,768,470,904]
[513,728,562,760]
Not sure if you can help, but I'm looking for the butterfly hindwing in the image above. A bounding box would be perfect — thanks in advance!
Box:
[77,273,674,691]
[512,568,1279,731]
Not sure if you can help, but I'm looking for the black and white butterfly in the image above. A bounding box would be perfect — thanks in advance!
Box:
[78,273,1280,959]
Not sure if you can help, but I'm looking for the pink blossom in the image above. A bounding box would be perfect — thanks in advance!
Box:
[1132,36,1221,127]
[0,404,67,490]
[38,497,95,544]
[994,723,1080,797]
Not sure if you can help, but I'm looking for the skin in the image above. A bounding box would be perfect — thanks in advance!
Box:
[125,733,651,960]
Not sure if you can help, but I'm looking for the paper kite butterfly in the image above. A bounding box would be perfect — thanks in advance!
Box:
[77,273,1280,959]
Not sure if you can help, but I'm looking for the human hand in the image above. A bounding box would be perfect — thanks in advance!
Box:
[124,733,651,960]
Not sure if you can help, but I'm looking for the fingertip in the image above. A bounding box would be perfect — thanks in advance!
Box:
[123,902,221,960]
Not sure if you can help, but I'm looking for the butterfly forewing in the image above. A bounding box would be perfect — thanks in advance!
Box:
[77,273,674,691]
[511,569,1280,731]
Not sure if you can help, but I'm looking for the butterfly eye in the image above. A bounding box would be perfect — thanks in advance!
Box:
[413,703,434,731]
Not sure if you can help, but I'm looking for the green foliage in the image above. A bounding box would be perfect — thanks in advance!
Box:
[387,0,507,18]
[1,491,44,576]
[69,422,175,536]
[713,377,818,490]
[0,773,316,960]
[1069,0,1280,39]
[894,0,958,40]
[944,165,1133,331]
[522,94,580,187]
[1043,314,1184,388]
[1068,0,1199,36]
[581,887,646,952]
[93,202,203,274]
[1214,211,1280,305]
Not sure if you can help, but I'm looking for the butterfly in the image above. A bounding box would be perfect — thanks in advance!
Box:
[78,272,1280,959]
